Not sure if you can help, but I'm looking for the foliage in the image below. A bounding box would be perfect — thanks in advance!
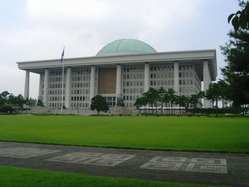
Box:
[90,94,109,115]
[135,87,209,115]
[0,106,13,113]
[1,115,249,153]
[0,91,10,107]
[228,1,249,31]
[220,29,249,108]
[0,91,36,110]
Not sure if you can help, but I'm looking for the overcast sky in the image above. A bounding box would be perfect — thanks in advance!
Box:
[0,0,239,98]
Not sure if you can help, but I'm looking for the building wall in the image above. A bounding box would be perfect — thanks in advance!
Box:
[122,65,144,107]
[40,62,204,109]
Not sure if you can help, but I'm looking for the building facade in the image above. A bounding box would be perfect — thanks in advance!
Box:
[17,39,217,109]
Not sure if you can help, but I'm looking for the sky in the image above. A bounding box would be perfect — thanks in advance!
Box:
[0,0,240,99]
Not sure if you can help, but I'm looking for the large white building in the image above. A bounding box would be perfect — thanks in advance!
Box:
[17,39,217,109]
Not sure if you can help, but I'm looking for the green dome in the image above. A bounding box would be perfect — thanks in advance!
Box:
[96,39,157,56]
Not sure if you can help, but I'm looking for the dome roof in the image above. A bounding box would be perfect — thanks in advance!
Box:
[96,39,157,56]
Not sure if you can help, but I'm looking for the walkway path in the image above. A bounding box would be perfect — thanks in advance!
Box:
[0,141,249,186]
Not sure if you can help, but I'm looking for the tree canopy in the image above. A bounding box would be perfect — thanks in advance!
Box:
[221,29,249,107]
[90,94,109,115]
[228,1,249,31]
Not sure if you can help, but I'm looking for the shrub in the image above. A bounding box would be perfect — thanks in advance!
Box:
[0,106,13,114]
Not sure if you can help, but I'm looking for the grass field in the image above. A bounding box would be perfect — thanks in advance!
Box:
[0,166,228,187]
[0,115,248,153]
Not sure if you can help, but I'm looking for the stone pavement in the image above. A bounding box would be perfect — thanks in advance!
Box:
[0,141,249,186]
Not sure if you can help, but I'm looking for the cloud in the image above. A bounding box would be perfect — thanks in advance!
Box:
[0,0,236,98]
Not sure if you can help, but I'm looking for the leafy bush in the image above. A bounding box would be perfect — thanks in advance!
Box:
[0,106,13,113]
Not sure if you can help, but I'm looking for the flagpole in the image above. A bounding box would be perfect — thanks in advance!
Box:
[60,46,65,114]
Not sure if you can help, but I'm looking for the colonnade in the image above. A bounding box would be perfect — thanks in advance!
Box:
[24,61,212,108]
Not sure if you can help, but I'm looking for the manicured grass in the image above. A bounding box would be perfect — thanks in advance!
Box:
[0,166,228,187]
[0,115,248,153]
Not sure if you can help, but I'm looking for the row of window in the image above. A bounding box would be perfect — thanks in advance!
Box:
[49,90,65,95]
[179,87,194,93]
[48,71,62,76]
[123,81,144,87]
[179,79,193,85]
[179,72,193,78]
[71,89,90,95]
[71,102,89,108]
[72,69,91,75]
[150,73,174,79]
[123,74,144,80]
[49,77,62,82]
[71,96,87,101]
[71,82,91,88]
[150,65,193,72]
[151,80,174,86]
[72,76,92,81]
[123,66,144,72]
[49,96,65,101]
[123,88,144,94]
[49,103,62,108]
[48,83,65,89]
[123,95,139,101]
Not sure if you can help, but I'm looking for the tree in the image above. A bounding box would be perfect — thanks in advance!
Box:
[0,106,13,114]
[228,1,249,31]
[142,87,160,115]
[205,82,222,115]
[134,96,147,114]
[175,95,189,115]
[90,94,109,115]
[167,88,177,115]
[0,91,10,107]
[158,87,167,115]
[220,29,249,109]
[189,91,205,115]
[221,66,249,112]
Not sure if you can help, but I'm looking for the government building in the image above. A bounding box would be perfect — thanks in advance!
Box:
[17,39,217,111]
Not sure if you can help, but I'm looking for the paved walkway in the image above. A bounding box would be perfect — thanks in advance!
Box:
[0,141,249,186]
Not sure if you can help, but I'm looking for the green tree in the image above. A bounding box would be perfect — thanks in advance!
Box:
[217,79,230,114]
[189,91,205,115]
[205,82,222,115]
[158,87,167,115]
[175,95,189,115]
[142,87,160,115]
[228,1,249,31]
[0,91,10,107]
[167,88,177,115]
[134,96,147,114]
[90,94,109,115]
[0,106,13,114]
[220,29,249,109]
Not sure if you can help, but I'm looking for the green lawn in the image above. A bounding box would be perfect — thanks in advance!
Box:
[0,166,228,187]
[0,115,248,153]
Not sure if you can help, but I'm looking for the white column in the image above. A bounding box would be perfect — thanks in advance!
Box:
[90,66,95,102]
[65,67,72,108]
[144,62,150,92]
[43,68,49,107]
[38,73,42,98]
[116,64,122,105]
[203,61,212,108]
[24,70,30,99]
[174,62,179,95]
